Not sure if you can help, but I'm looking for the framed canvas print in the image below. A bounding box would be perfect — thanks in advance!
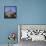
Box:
[4,6,17,18]
[18,24,46,41]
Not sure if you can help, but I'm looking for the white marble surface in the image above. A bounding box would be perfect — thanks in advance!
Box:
[0,44,18,46]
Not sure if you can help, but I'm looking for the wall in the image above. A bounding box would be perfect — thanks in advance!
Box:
[0,0,46,44]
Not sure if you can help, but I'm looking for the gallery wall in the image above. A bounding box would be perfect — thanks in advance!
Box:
[0,0,46,44]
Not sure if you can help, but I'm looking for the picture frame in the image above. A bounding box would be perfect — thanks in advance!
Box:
[4,6,17,19]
